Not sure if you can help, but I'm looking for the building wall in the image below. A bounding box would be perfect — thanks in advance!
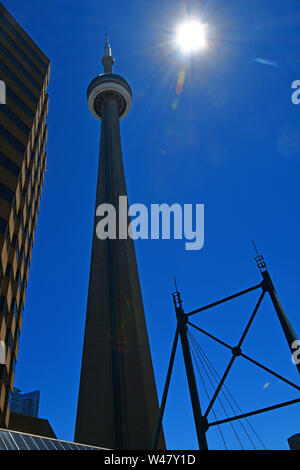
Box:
[0,2,50,428]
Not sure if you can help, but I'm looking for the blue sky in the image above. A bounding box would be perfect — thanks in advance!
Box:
[5,0,300,449]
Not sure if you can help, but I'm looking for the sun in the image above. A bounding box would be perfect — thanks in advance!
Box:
[175,19,208,54]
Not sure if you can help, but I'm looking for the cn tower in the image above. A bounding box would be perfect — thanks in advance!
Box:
[74,36,165,450]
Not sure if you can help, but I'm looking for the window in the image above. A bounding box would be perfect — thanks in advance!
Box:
[0,104,30,134]
[5,330,13,350]
[11,357,16,373]
[16,325,20,341]
[18,273,22,292]
[0,151,20,177]
[0,296,8,318]
[12,199,17,217]
[11,298,18,320]
[0,125,25,155]
[6,86,34,118]
[0,364,7,382]
[0,182,14,203]
[0,216,7,234]
[12,235,19,260]
[5,263,13,285]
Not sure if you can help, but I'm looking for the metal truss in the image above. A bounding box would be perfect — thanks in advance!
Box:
[152,253,300,450]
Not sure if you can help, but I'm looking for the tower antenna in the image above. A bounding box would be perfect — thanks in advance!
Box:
[174,276,178,292]
[252,240,259,257]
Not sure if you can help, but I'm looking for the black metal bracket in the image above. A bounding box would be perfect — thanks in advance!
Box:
[152,257,300,450]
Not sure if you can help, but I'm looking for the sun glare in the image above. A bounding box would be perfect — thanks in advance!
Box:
[176,19,208,54]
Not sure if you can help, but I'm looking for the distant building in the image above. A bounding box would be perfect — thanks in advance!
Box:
[288,434,300,450]
[10,388,39,417]
[0,2,50,428]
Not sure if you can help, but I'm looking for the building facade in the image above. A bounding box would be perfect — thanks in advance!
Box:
[0,2,50,428]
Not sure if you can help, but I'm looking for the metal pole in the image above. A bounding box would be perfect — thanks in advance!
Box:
[173,292,208,450]
[262,269,300,375]
[151,328,179,450]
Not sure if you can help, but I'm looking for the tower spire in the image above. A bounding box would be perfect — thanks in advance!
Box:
[102,33,115,73]
[104,33,112,57]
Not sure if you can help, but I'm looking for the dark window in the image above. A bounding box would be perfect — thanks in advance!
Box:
[18,274,22,292]
[0,105,30,134]
[11,357,16,373]
[0,125,25,154]
[0,216,7,234]
[0,364,7,382]
[0,151,21,177]
[11,298,17,320]
[0,296,8,318]
[5,330,13,350]
[5,263,14,286]
[0,430,17,450]
[6,86,34,118]
[0,182,14,203]
[20,434,39,450]
[9,432,28,450]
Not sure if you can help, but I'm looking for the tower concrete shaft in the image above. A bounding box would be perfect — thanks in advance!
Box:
[75,38,164,450]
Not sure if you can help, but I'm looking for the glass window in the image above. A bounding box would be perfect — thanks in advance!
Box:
[0,431,17,449]
[31,436,48,450]
[0,216,8,234]
[49,439,64,450]
[5,330,13,349]
[9,432,29,450]
[0,434,8,450]
[59,441,73,450]
[0,182,14,203]
[68,443,80,450]
[21,434,39,450]
[6,86,34,118]
[18,273,22,291]
[13,299,18,319]
[0,124,25,155]
[0,296,8,318]
[0,104,30,134]
[40,438,56,450]
[0,151,20,176]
